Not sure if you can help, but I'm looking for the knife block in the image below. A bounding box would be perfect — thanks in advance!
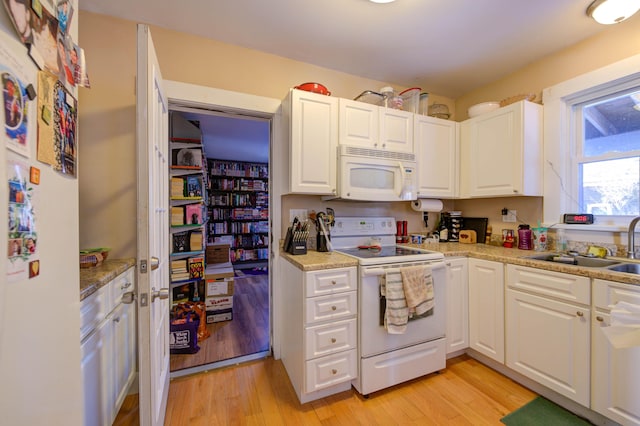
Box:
[284,226,307,255]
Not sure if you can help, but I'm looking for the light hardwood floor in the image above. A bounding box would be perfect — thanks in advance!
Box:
[114,354,537,425]
[170,272,270,372]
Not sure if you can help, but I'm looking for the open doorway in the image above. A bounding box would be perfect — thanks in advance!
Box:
[168,105,271,376]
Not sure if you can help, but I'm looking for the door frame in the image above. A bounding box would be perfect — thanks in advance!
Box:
[164,80,285,359]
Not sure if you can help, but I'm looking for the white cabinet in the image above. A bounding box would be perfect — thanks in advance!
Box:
[415,115,458,198]
[80,267,136,426]
[280,261,358,403]
[460,100,542,197]
[339,99,414,153]
[285,88,338,195]
[592,279,640,426]
[505,265,590,406]
[468,258,504,363]
[446,257,468,355]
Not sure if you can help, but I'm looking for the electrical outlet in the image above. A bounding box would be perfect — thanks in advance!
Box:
[502,209,517,223]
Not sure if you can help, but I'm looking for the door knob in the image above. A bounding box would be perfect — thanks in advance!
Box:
[150,256,160,271]
[151,287,169,302]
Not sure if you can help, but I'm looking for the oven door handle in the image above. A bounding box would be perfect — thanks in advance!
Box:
[362,262,445,277]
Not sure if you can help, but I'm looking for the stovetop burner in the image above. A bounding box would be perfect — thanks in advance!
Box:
[336,245,430,259]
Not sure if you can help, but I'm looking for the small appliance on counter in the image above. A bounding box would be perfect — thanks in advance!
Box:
[315,209,334,252]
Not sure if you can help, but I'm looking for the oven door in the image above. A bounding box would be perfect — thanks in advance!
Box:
[359,260,446,358]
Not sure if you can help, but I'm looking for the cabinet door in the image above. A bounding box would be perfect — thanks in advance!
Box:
[506,289,590,406]
[338,99,379,148]
[81,319,113,426]
[468,258,504,363]
[112,301,136,416]
[592,312,640,425]
[379,107,414,153]
[289,89,338,194]
[415,115,458,198]
[460,101,541,197]
[446,258,469,354]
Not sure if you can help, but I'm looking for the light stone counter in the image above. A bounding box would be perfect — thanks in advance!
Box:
[281,243,640,286]
[80,258,136,300]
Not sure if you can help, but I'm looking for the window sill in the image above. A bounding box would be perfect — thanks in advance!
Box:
[542,223,628,233]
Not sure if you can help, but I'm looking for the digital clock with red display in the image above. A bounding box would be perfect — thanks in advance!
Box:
[563,213,594,224]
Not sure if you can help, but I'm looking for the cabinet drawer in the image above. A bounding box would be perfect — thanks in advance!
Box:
[80,284,111,342]
[305,291,357,325]
[593,279,640,310]
[305,349,357,394]
[112,268,135,305]
[305,318,356,359]
[506,264,590,305]
[305,267,356,297]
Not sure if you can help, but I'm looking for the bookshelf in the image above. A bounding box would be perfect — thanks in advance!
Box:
[169,113,208,306]
[208,159,269,268]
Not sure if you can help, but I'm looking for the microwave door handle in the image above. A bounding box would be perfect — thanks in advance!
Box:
[398,161,411,200]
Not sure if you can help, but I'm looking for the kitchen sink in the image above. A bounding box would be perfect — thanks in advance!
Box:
[606,263,640,274]
[525,253,621,268]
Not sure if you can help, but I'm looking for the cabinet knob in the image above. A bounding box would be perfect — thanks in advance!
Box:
[331,369,337,375]
[513,189,519,193]
[331,306,337,311]
[331,337,337,343]
[576,311,584,317]
[113,316,121,323]
[596,316,604,322]
[331,280,337,285]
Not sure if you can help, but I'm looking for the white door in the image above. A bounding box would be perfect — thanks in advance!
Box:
[136,24,170,426]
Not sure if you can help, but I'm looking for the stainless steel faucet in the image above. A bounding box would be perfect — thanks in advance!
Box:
[628,216,640,259]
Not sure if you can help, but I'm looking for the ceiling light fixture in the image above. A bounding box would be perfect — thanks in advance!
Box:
[369,0,395,3]
[587,0,640,24]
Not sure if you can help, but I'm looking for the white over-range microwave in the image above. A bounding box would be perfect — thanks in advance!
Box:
[331,145,418,202]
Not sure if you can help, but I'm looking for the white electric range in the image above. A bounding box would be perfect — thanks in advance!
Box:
[331,217,447,396]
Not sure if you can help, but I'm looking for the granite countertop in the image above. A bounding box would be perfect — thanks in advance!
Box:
[281,243,640,286]
[80,258,136,301]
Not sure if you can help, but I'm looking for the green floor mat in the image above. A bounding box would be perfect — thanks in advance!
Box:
[501,397,592,425]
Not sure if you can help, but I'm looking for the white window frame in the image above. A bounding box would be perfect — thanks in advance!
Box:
[542,53,640,231]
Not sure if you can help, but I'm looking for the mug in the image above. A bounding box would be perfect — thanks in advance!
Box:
[411,234,425,244]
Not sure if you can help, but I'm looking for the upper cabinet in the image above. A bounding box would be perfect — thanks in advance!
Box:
[339,99,414,153]
[460,100,542,198]
[284,89,339,195]
[414,115,459,199]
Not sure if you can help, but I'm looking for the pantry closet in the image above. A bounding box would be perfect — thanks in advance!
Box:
[168,107,271,375]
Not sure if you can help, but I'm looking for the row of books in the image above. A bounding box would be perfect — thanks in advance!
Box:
[172,230,203,254]
[171,176,203,198]
[208,160,268,178]
[171,204,204,226]
[209,178,267,192]
[170,256,204,282]
[203,233,268,249]
[230,220,268,234]
[230,248,269,263]
[210,193,258,207]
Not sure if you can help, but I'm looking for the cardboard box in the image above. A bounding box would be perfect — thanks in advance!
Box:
[206,244,230,264]
[204,263,234,296]
[206,308,233,324]
[205,295,233,311]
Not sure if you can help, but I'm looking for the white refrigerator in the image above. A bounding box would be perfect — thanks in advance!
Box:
[0,1,83,424]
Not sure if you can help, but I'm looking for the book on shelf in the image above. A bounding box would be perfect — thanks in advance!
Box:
[174,148,203,169]
[189,230,203,251]
[172,231,189,253]
[185,204,202,225]
[188,257,204,279]
[171,259,189,281]
[185,175,203,197]
[171,206,185,226]
[171,177,185,198]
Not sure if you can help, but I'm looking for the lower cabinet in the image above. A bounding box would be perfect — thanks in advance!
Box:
[80,267,136,426]
[280,259,358,403]
[468,258,504,363]
[506,265,590,406]
[446,257,468,355]
[592,279,640,426]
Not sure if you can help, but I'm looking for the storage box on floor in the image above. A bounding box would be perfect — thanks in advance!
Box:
[205,262,234,323]
[206,243,230,264]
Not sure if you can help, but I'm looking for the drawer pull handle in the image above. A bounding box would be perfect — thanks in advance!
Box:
[120,282,132,290]
[331,280,337,285]
[331,369,337,375]
[576,311,584,317]
[331,338,337,343]
[113,316,121,323]
[596,316,604,322]
[331,306,337,311]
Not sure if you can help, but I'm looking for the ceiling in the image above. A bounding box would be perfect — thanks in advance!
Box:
[78,0,629,163]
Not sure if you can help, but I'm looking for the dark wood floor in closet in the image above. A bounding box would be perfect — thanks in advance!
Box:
[170,271,269,372]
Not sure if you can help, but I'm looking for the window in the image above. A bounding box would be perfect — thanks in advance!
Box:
[542,53,640,229]
[575,88,640,217]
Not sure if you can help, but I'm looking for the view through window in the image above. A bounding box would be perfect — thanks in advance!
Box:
[577,88,640,216]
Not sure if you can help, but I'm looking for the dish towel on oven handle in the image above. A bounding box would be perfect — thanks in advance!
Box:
[380,266,434,334]
[401,265,434,317]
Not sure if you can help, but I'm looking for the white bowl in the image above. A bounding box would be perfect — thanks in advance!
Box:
[468,101,500,118]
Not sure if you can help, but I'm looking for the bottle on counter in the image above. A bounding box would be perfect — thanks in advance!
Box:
[437,213,449,242]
